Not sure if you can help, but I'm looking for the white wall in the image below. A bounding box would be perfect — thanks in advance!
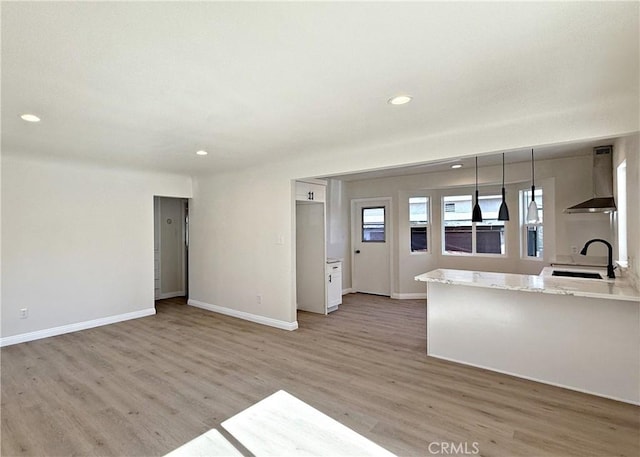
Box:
[189,169,296,323]
[1,155,192,341]
[325,179,351,290]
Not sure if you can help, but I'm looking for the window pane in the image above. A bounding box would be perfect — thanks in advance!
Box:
[362,207,385,242]
[443,195,472,253]
[476,224,505,254]
[409,197,429,253]
[410,226,427,252]
[478,195,502,219]
[523,189,543,223]
[409,197,428,224]
[443,195,472,221]
[476,194,505,254]
[444,226,472,253]
[527,226,544,257]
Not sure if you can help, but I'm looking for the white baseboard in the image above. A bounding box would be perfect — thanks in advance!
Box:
[391,293,427,300]
[0,308,156,347]
[187,299,298,331]
[345,289,424,299]
[158,291,185,299]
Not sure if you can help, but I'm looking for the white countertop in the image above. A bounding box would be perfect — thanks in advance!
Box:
[415,268,640,302]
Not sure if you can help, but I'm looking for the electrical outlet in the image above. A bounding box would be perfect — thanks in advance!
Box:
[257,295,262,305]
[19,308,28,319]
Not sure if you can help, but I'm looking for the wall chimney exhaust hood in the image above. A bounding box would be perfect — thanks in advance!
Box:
[564,146,616,214]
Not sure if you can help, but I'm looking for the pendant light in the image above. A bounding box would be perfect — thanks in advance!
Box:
[472,157,483,222]
[526,149,540,224]
[498,153,510,221]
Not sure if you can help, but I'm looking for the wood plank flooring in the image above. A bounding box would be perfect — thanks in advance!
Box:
[1,294,638,457]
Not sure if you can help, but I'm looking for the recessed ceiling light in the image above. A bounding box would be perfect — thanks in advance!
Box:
[196,150,208,156]
[451,164,463,169]
[20,114,41,122]
[388,95,412,105]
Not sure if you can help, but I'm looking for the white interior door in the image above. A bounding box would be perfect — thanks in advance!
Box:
[296,202,327,314]
[154,197,161,299]
[352,200,391,296]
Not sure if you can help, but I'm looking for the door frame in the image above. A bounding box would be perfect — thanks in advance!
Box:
[183,199,189,301]
[350,197,394,296]
[153,196,189,301]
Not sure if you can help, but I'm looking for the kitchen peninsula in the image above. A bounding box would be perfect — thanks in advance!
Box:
[415,269,640,404]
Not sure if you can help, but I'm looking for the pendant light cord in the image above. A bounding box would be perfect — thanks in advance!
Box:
[531,149,534,185]
[475,156,478,192]
[531,149,535,202]
[472,156,483,223]
[498,152,509,221]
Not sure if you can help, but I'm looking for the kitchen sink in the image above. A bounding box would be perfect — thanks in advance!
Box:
[552,270,603,279]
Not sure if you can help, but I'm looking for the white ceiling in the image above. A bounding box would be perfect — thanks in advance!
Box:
[2,2,638,175]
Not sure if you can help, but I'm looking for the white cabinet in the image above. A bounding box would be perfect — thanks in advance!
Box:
[326,261,342,312]
[295,181,326,203]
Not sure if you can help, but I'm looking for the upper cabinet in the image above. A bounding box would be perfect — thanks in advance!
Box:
[295,180,326,203]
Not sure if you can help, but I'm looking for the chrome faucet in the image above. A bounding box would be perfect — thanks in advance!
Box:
[580,239,615,279]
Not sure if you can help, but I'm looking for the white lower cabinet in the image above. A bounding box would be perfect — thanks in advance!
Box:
[326,261,342,312]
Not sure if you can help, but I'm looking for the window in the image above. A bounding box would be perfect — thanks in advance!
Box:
[520,188,543,258]
[409,197,429,252]
[442,194,505,255]
[362,207,385,242]
[443,195,472,253]
[617,160,627,264]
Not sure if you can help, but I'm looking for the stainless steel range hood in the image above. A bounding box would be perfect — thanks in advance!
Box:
[564,146,616,214]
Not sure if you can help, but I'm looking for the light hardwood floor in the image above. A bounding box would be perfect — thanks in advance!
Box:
[1,294,638,457]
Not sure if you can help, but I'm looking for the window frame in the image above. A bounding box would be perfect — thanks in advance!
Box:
[616,160,628,266]
[361,206,386,243]
[441,192,507,257]
[409,196,431,254]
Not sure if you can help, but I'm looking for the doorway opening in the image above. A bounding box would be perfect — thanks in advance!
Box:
[154,197,189,302]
